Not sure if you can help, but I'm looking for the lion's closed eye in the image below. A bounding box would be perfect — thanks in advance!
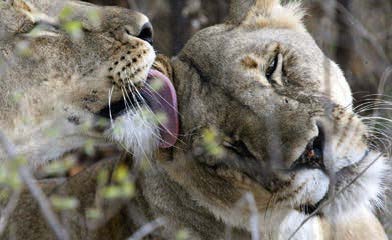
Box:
[265,53,284,86]
[24,20,61,36]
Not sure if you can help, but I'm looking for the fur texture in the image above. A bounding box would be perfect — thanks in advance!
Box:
[0,0,389,239]
[0,0,155,166]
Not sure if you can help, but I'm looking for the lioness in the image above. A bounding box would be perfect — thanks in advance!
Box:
[0,0,389,240]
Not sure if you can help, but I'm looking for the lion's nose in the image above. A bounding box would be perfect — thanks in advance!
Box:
[137,22,153,45]
[290,125,326,171]
[124,22,153,45]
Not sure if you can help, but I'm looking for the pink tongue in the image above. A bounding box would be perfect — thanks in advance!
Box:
[141,69,179,148]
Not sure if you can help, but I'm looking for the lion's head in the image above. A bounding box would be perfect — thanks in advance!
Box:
[153,0,389,237]
[0,0,179,167]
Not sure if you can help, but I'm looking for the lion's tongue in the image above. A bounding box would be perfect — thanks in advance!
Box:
[140,69,179,148]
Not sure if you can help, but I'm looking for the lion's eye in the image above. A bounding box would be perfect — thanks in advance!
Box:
[223,138,254,158]
[265,55,278,82]
[31,21,60,33]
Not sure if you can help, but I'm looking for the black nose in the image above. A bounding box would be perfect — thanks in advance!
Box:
[291,125,325,171]
[137,22,153,45]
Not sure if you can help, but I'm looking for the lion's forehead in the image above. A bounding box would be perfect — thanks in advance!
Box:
[183,27,326,80]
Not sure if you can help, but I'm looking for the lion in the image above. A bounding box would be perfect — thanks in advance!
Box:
[0,0,168,166]
[0,0,389,239]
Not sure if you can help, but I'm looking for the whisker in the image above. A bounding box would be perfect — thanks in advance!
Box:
[108,86,115,126]
[287,153,384,240]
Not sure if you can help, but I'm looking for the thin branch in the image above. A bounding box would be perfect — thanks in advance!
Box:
[0,131,70,240]
[19,167,70,240]
[0,189,22,235]
[0,132,21,236]
[127,217,166,240]
[0,132,17,158]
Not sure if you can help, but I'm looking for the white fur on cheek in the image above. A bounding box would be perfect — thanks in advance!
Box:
[323,152,389,219]
[278,210,324,240]
[106,108,159,160]
[291,169,329,206]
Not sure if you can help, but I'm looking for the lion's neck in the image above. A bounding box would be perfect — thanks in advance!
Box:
[137,160,250,239]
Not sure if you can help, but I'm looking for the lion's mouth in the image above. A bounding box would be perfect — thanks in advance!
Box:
[97,69,179,148]
[290,126,326,172]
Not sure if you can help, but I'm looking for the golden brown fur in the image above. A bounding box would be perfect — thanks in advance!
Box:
[0,0,389,239]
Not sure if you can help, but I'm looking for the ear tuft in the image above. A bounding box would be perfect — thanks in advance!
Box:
[228,0,280,23]
[254,0,280,11]
[228,0,306,32]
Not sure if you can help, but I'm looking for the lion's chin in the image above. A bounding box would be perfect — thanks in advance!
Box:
[98,69,178,151]
[106,107,159,160]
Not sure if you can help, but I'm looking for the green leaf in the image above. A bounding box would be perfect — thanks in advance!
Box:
[44,158,76,175]
[113,165,130,183]
[176,229,190,240]
[86,208,103,220]
[59,6,73,22]
[100,185,122,199]
[51,196,79,210]
[63,21,83,40]
[202,128,224,158]
[121,182,135,198]
[84,139,95,156]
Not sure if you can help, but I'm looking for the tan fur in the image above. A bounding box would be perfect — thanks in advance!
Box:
[0,0,155,166]
[0,0,388,239]
[243,1,306,32]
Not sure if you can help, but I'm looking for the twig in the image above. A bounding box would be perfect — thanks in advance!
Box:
[0,132,17,158]
[127,217,166,240]
[19,167,70,240]
[0,132,21,236]
[0,189,22,235]
[0,131,70,240]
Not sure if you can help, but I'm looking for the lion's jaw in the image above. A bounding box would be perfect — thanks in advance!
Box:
[161,0,389,237]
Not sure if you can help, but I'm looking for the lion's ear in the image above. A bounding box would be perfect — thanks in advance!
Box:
[228,0,306,32]
[228,0,279,24]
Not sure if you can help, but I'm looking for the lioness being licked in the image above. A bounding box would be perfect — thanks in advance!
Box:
[0,0,389,239]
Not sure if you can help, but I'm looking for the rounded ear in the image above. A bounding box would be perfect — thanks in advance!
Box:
[227,0,306,32]
[228,0,280,24]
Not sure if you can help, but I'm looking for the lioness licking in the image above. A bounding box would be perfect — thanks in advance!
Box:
[0,0,389,239]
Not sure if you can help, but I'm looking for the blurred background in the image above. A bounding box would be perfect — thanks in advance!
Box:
[89,0,392,237]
